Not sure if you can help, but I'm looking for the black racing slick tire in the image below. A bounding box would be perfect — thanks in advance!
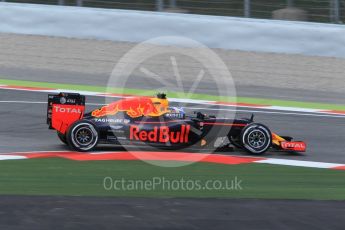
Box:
[66,120,99,152]
[240,123,272,155]
[57,131,67,145]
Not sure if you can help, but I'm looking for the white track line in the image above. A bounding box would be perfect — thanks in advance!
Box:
[256,158,344,169]
[184,107,345,118]
[0,101,104,106]
[0,155,27,160]
[268,106,321,113]
[0,100,46,104]
[1,100,345,119]
[2,85,343,116]
[0,151,344,170]
[0,150,71,154]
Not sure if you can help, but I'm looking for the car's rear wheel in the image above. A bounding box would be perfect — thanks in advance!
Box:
[57,131,67,145]
[66,120,99,152]
[240,123,271,155]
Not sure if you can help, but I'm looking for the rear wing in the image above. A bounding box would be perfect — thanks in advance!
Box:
[47,92,85,134]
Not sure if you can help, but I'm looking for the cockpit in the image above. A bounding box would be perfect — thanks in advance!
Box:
[151,93,186,119]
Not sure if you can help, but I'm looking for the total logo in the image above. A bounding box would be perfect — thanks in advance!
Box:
[281,141,306,151]
[130,125,190,143]
[54,106,82,114]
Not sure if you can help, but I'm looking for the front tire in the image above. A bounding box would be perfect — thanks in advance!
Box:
[240,123,271,155]
[66,120,99,152]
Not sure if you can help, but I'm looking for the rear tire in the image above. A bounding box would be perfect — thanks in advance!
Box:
[57,131,67,145]
[66,120,99,152]
[240,123,271,155]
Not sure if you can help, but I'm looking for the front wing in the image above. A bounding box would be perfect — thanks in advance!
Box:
[272,133,306,152]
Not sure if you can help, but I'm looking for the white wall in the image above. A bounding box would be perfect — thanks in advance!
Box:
[1,2,345,58]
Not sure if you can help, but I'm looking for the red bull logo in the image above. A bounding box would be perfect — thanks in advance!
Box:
[130,125,190,143]
[92,97,165,118]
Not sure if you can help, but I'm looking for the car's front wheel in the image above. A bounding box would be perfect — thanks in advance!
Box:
[66,120,99,152]
[240,123,271,155]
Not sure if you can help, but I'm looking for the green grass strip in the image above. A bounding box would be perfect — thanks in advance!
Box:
[0,158,344,200]
[1,78,344,110]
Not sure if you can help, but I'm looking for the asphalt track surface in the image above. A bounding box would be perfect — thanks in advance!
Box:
[1,88,345,164]
[1,33,345,229]
[1,34,344,161]
[1,196,344,230]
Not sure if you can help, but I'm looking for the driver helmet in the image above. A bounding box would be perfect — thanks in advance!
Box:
[151,92,169,114]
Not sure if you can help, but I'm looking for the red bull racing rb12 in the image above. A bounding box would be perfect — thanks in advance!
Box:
[47,92,306,155]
